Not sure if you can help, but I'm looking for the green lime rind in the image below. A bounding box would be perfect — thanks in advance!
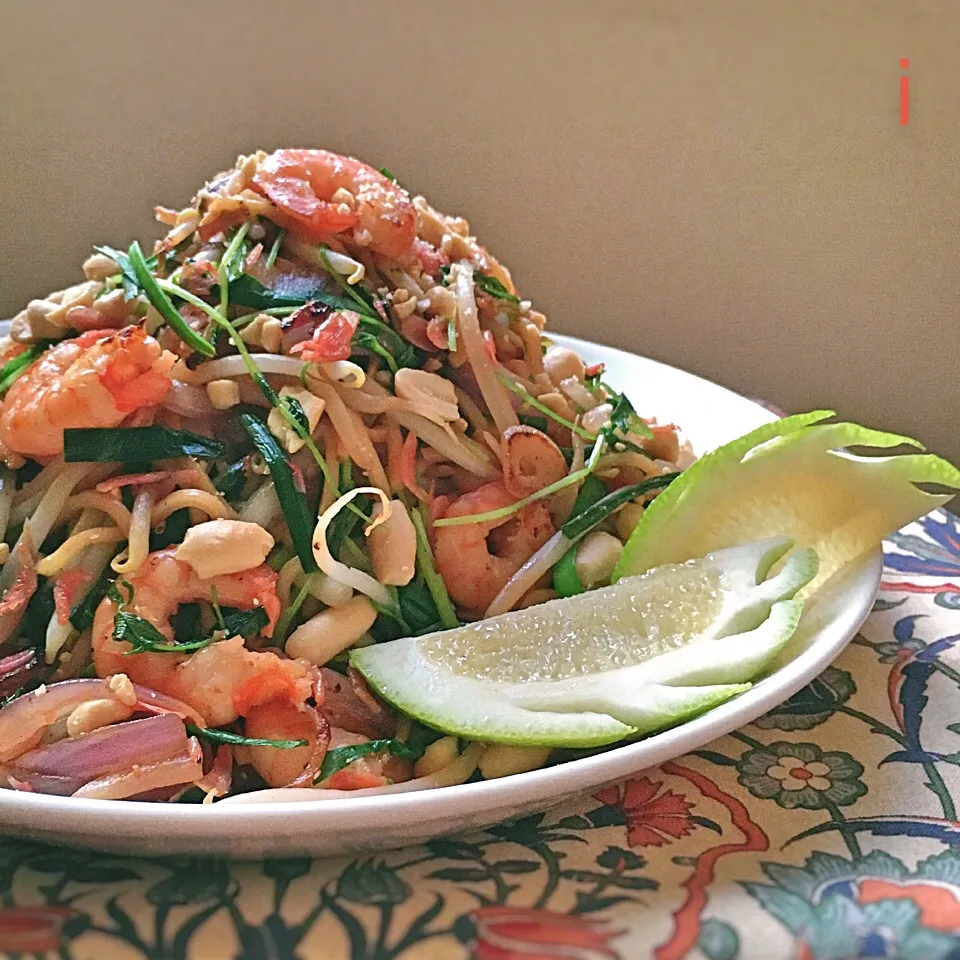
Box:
[613,412,960,593]
[352,540,815,747]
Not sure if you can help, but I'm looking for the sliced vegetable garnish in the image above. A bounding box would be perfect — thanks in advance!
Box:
[354,538,816,746]
[601,393,654,443]
[497,374,595,440]
[0,343,48,395]
[274,575,314,645]
[316,737,424,783]
[127,240,215,358]
[614,411,960,593]
[64,426,224,463]
[240,413,318,573]
[561,473,678,541]
[186,724,307,749]
[217,221,252,316]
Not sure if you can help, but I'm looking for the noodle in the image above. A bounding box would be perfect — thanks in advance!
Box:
[60,492,133,535]
[36,527,125,578]
[153,489,238,525]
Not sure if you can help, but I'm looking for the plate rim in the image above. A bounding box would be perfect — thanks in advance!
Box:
[0,332,880,840]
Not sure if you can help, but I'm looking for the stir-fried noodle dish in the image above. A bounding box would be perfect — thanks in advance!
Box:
[0,149,691,802]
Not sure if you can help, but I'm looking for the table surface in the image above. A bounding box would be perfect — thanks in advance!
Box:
[2,510,959,960]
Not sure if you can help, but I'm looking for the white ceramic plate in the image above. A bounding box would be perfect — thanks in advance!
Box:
[0,334,880,858]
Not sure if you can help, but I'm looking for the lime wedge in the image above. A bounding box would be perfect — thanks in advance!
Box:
[614,411,960,593]
[352,537,817,747]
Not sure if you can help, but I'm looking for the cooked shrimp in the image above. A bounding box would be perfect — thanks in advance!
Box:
[0,327,175,458]
[433,481,555,617]
[252,149,416,259]
[91,548,311,727]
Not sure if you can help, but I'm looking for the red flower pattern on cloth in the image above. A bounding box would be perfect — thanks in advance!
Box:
[0,906,72,952]
[471,906,623,960]
[595,776,697,848]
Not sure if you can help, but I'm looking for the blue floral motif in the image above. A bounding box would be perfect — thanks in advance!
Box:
[885,511,960,579]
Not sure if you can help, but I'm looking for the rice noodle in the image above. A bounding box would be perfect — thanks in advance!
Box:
[323,360,365,388]
[36,528,125,578]
[484,530,573,618]
[452,263,517,435]
[60,491,133,535]
[154,489,238,525]
[220,742,486,804]
[312,488,394,609]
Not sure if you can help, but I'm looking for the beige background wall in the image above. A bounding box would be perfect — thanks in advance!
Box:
[2,1,957,462]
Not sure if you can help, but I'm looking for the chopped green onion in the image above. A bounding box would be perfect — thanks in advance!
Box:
[552,548,585,598]
[240,414,317,573]
[0,343,49,395]
[264,229,285,270]
[93,244,156,301]
[186,724,307,749]
[127,241,215,357]
[316,738,424,783]
[64,426,224,463]
[410,507,459,629]
[561,473,679,541]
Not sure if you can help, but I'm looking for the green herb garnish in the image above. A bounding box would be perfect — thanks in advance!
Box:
[93,244,157,301]
[316,738,424,783]
[473,271,520,305]
[186,724,307,749]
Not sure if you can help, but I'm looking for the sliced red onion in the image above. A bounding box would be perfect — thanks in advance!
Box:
[9,714,188,795]
[0,677,138,763]
[0,649,40,699]
[284,707,331,788]
[73,736,204,800]
[132,685,207,726]
[195,744,233,799]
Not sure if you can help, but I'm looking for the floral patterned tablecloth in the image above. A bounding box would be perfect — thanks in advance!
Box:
[2,510,960,960]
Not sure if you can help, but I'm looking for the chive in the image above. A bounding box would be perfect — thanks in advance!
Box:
[63,426,224,463]
[410,507,459,629]
[0,343,48,395]
[127,241,215,357]
[217,220,252,317]
[186,724,307,749]
[240,414,317,573]
[561,473,679,541]
[264,229,285,270]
